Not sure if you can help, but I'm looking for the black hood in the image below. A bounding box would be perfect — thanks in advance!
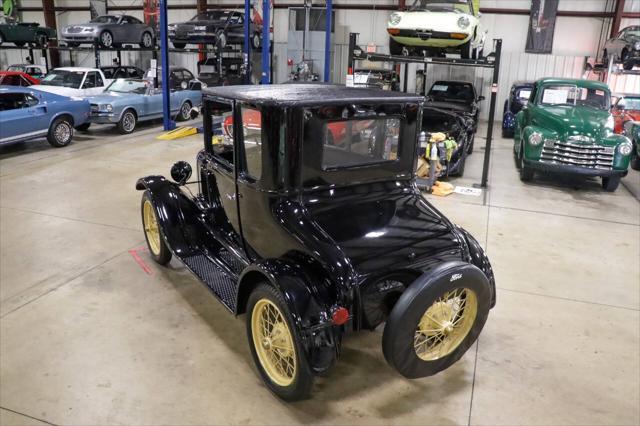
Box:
[424,100,472,114]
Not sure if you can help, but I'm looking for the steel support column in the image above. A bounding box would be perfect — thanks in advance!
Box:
[323,0,332,82]
[610,0,625,38]
[244,0,251,84]
[261,0,270,84]
[42,0,59,68]
[159,0,174,130]
[480,39,502,188]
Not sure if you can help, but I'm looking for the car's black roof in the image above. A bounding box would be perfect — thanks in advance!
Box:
[203,84,423,107]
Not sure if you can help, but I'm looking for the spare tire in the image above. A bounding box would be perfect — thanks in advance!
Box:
[382,261,491,379]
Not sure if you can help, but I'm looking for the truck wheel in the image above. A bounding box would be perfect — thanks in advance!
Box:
[602,176,621,192]
[75,122,91,131]
[178,101,192,121]
[389,37,403,56]
[246,284,314,401]
[519,162,534,181]
[631,155,640,171]
[117,109,137,134]
[99,31,114,48]
[47,116,74,147]
[382,262,491,379]
[141,191,172,265]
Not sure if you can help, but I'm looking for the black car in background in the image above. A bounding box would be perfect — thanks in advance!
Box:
[502,81,534,137]
[603,25,640,71]
[425,80,483,132]
[168,10,262,50]
[101,65,145,79]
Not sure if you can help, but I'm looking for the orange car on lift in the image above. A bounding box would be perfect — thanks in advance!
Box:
[223,107,375,146]
[611,94,640,134]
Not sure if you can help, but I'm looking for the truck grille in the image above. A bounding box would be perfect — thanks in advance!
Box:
[540,138,615,170]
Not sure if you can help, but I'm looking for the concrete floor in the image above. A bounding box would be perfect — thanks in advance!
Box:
[1,121,639,426]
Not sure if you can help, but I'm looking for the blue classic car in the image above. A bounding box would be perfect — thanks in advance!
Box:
[503,82,534,137]
[0,86,90,147]
[86,77,202,134]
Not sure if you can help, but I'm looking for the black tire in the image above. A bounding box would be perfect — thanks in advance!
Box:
[460,40,472,59]
[602,176,621,192]
[631,155,640,171]
[14,41,24,47]
[382,262,491,379]
[177,101,192,122]
[75,122,91,131]
[35,33,48,47]
[246,284,314,401]
[251,32,261,50]
[117,109,137,134]
[99,31,113,48]
[466,133,475,154]
[140,31,154,48]
[47,116,74,147]
[0,32,4,46]
[140,191,172,265]
[519,161,534,181]
[172,42,186,49]
[453,151,467,177]
[389,37,403,56]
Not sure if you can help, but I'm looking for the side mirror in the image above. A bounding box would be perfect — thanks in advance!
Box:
[170,161,192,185]
[477,95,486,101]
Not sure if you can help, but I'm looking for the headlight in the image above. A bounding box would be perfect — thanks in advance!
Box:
[619,141,633,155]
[100,104,113,112]
[389,13,401,26]
[528,132,543,146]
[634,41,640,50]
[457,16,470,29]
[194,26,207,31]
[82,27,95,32]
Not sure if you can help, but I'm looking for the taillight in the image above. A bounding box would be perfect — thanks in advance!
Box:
[331,307,349,325]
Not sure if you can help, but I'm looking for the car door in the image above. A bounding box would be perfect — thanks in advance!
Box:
[0,92,48,143]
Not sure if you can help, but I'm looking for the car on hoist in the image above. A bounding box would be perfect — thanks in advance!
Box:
[0,15,56,47]
[60,15,155,49]
[136,84,496,401]
[168,10,262,50]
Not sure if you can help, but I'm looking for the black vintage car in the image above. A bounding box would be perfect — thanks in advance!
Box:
[422,105,476,176]
[136,84,496,400]
[425,80,484,133]
[502,81,534,137]
[168,10,262,50]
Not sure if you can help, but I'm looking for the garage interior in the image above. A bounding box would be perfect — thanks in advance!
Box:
[1,1,639,425]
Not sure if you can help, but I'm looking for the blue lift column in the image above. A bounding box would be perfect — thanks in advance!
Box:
[324,0,332,82]
[261,0,270,84]
[244,0,251,84]
[159,0,174,131]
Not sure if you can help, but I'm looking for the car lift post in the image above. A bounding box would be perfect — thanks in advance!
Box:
[323,0,332,82]
[159,0,174,130]
[261,0,270,84]
[480,39,502,188]
[243,0,251,84]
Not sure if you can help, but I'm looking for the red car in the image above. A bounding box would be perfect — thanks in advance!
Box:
[612,94,640,134]
[0,71,40,86]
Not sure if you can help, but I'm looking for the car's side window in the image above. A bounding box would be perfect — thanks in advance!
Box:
[83,72,96,89]
[0,93,29,111]
[239,105,262,180]
[96,72,104,87]
[209,101,235,165]
[25,94,39,107]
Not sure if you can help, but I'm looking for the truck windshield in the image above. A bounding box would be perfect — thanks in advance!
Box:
[106,79,148,94]
[40,70,85,88]
[410,0,471,13]
[539,85,610,110]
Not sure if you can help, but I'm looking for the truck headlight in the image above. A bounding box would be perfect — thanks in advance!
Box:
[634,41,640,50]
[389,13,401,26]
[458,16,470,29]
[528,132,543,146]
[619,141,633,155]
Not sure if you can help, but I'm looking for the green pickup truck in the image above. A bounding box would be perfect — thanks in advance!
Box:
[514,78,633,192]
[0,16,56,47]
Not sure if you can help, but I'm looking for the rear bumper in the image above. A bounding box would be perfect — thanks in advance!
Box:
[524,159,627,178]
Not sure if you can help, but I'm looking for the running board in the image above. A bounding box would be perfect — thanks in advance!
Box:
[181,251,238,312]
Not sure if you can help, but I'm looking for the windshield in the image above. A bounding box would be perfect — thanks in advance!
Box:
[618,97,640,110]
[7,65,25,72]
[410,0,471,13]
[622,26,640,38]
[516,88,532,100]
[90,16,118,24]
[40,70,85,88]
[106,79,148,94]
[539,85,610,110]
[428,82,475,102]
[191,11,230,21]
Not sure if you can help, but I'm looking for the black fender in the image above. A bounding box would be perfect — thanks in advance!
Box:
[135,175,203,257]
[457,227,496,308]
[236,258,340,375]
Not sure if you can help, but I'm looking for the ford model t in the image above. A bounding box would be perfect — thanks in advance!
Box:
[136,84,496,400]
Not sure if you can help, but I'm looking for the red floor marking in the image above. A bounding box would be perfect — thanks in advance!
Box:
[129,247,153,275]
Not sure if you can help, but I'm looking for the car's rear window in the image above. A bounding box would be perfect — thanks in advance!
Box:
[321,117,401,170]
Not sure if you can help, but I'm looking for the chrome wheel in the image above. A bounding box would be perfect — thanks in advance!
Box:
[54,122,71,144]
[101,31,113,47]
[121,112,135,132]
[142,32,153,48]
[251,299,297,387]
[413,288,478,361]
[142,200,161,256]
[180,102,191,120]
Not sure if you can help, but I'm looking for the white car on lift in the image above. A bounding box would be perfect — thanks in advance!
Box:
[32,67,112,97]
[387,0,485,59]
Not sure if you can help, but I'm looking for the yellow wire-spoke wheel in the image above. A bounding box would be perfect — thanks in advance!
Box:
[142,199,161,256]
[251,298,297,387]
[414,287,478,361]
